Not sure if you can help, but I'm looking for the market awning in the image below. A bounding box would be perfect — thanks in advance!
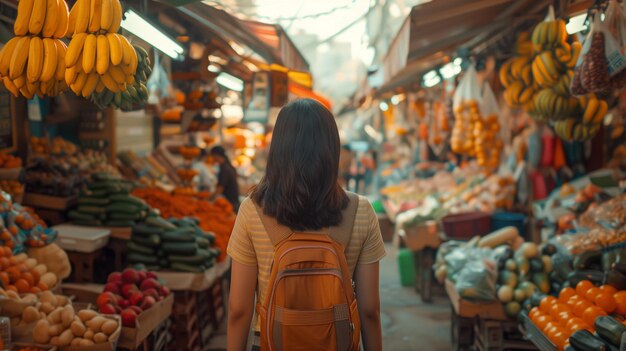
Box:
[379,0,549,95]
[242,20,310,73]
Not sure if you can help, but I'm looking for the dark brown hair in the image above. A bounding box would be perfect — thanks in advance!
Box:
[251,98,348,231]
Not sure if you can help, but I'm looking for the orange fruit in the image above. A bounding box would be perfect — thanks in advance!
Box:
[614,291,626,315]
[559,288,576,304]
[594,293,617,314]
[551,330,568,349]
[6,267,20,283]
[550,303,571,320]
[599,285,618,295]
[585,287,601,301]
[582,305,607,326]
[29,270,40,285]
[576,280,594,296]
[0,272,9,287]
[574,299,593,317]
[0,257,9,269]
[535,315,553,330]
[37,281,48,291]
[567,294,583,306]
[5,285,17,292]
[29,286,41,293]
[540,296,558,313]
[557,311,575,324]
[21,272,34,287]
[14,279,29,293]
[529,307,542,321]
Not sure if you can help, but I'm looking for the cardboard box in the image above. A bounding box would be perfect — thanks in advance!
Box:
[61,284,102,304]
[117,294,173,349]
[445,280,507,320]
[154,258,230,292]
[22,194,77,211]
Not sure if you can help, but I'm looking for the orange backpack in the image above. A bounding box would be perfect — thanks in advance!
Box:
[254,192,361,351]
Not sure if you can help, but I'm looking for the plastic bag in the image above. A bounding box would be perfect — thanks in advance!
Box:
[451,65,481,156]
[455,258,497,301]
[606,0,626,53]
[444,246,494,281]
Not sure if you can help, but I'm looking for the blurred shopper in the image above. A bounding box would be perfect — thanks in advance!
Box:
[339,144,353,188]
[227,99,385,351]
[209,146,240,212]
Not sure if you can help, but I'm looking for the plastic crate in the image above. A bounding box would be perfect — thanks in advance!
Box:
[473,318,536,351]
[54,224,110,253]
[442,212,491,240]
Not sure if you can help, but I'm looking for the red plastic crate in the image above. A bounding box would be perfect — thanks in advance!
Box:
[442,212,491,240]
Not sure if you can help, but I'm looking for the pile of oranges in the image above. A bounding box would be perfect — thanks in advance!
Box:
[529,280,626,350]
[0,247,56,293]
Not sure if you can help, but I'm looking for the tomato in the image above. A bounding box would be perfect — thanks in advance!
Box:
[559,287,576,304]
[576,280,594,296]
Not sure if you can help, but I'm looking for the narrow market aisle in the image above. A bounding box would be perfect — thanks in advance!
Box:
[379,245,451,350]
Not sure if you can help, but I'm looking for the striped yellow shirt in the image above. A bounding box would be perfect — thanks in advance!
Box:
[227,195,386,332]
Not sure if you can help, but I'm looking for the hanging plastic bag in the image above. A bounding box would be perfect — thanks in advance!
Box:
[475,82,503,169]
[455,257,497,301]
[451,65,482,156]
[606,0,626,52]
[573,13,613,94]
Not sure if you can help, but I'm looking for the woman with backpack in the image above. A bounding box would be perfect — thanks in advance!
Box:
[227,98,386,351]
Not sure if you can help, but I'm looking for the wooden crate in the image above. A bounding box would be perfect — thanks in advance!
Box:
[473,318,537,351]
[445,280,507,320]
[450,308,474,351]
[168,290,202,351]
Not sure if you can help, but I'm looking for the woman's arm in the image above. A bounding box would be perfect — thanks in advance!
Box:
[354,262,382,351]
[227,260,257,351]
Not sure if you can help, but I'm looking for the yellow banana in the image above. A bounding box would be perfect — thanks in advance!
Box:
[81,72,98,97]
[557,19,568,46]
[109,0,121,33]
[499,60,512,87]
[100,72,119,92]
[2,77,20,97]
[13,75,25,89]
[583,98,599,124]
[75,0,90,33]
[82,34,97,74]
[100,0,113,31]
[64,61,78,85]
[10,36,30,80]
[129,47,138,74]
[126,74,134,84]
[71,71,88,94]
[593,100,608,124]
[27,37,44,83]
[65,32,87,67]
[67,4,77,36]
[119,34,133,65]
[0,37,21,76]
[40,38,58,82]
[531,22,544,46]
[88,0,102,33]
[511,57,529,78]
[14,0,35,36]
[539,51,559,79]
[567,42,582,68]
[521,65,532,86]
[519,87,534,105]
[96,34,109,75]
[25,80,38,96]
[107,33,123,66]
[19,85,32,99]
[53,0,69,38]
[42,0,60,37]
[108,64,125,84]
[54,40,67,81]
[29,0,46,35]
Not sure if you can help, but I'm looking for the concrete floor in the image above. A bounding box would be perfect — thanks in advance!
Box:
[209,244,452,350]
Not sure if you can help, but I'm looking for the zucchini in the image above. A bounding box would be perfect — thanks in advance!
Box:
[146,217,177,231]
[109,194,147,207]
[88,181,121,190]
[110,212,143,221]
[595,316,626,347]
[161,242,198,255]
[105,219,136,227]
[567,270,605,287]
[72,219,103,226]
[161,231,196,243]
[148,209,160,218]
[569,330,609,351]
[106,203,141,214]
[170,262,205,273]
[196,237,210,249]
[80,189,108,198]
[127,252,159,265]
[606,270,626,290]
[133,224,163,236]
[197,230,216,244]
[78,197,111,206]
[68,210,96,221]
[131,234,161,248]
[77,206,107,215]
[126,241,155,255]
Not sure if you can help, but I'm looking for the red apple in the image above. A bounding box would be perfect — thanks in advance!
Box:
[140,296,156,310]
[146,272,158,280]
[122,269,139,284]
[107,272,122,283]
[160,286,171,297]
[139,278,160,291]
[143,288,159,299]
[121,284,138,298]
[96,292,117,307]
[120,309,137,327]
[118,299,130,309]
[114,305,122,314]
[137,271,147,282]
[99,303,116,315]
[129,291,144,306]
[103,283,120,295]
[128,306,142,314]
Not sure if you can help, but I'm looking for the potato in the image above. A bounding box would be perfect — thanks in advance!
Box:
[40,302,55,315]
[86,316,106,332]
[55,295,69,306]
[33,319,51,344]
[24,258,37,269]
[39,291,57,305]
[79,339,95,346]
[71,320,86,337]
[48,308,63,324]
[39,312,47,320]
[6,290,19,299]
[58,329,74,346]
[50,336,60,346]
[93,332,108,344]
[70,338,83,346]
[48,323,64,337]
[33,264,47,276]
[21,294,37,303]
[22,306,40,323]
[83,330,94,340]
[40,272,58,288]
[101,320,118,335]
[61,306,75,327]
[78,309,97,322]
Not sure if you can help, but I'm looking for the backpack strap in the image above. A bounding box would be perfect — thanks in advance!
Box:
[253,191,360,248]
[329,191,359,248]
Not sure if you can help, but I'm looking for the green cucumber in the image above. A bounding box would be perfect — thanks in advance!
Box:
[68,210,96,221]
[161,242,198,255]
[131,234,161,247]
[569,329,609,351]
[595,316,626,347]
[106,203,141,214]
[146,217,177,231]
[160,228,196,242]
[170,262,205,273]
[127,252,159,264]
[110,212,143,221]
[77,206,107,215]
[72,219,103,226]
[126,241,155,255]
[197,230,216,244]
[196,237,210,249]
[133,224,163,237]
[109,194,147,207]
[78,197,111,206]
[88,181,121,190]
[106,219,136,227]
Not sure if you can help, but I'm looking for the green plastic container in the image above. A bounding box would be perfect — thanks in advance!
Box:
[398,248,416,287]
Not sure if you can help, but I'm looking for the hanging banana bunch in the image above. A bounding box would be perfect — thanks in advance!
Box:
[64,0,139,99]
[0,0,70,98]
